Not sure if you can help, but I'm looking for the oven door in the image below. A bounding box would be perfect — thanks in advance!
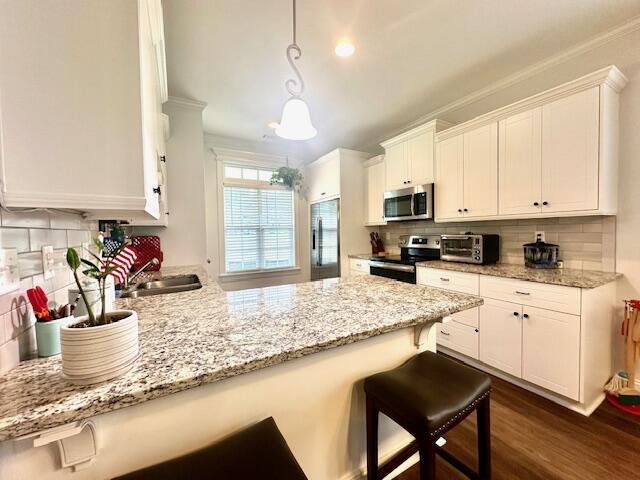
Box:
[369,261,416,283]
[440,235,478,263]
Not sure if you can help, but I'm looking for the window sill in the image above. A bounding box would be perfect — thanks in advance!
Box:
[218,267,302,282]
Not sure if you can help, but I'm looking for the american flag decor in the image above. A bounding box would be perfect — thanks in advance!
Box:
[104,246,137,284]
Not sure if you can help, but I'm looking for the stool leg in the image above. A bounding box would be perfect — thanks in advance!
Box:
[418,438,436,480]
[366,395,379,480]
[477,396,491,479]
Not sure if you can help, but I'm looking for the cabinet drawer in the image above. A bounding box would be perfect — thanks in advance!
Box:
[480,275,581,315]
[417,267,480,295]
[437,321,479,359]
[349,258,370,274]
[452,306,479,328]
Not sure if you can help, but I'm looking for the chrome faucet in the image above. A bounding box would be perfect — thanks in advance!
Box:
[124,257,160,288]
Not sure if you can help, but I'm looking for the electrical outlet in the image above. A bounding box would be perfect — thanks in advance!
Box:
[42,245,55,280]
[0,248,19,295]
[534,231,545,242]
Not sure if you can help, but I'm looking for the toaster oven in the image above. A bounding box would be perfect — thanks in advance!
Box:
[440,234,499,265]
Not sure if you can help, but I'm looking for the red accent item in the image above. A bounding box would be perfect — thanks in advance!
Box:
[606,394,640,416]
[131,235,163,272]
[27,287,51,321]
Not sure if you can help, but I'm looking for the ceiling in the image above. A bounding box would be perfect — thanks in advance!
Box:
[163,0,640,162]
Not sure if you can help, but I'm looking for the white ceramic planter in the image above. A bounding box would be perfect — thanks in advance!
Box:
[60,310,139,385]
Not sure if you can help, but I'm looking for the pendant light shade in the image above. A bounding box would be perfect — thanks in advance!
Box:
[275,0,316,141]
[275,97,317,140]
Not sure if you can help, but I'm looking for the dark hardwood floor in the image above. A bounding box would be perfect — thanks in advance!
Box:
[396,372,640,480]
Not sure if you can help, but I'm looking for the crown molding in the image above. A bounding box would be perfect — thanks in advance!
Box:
[436,65,627,141]
[165,96,208,111]
[375,14,640,145]
[380,119,455,148]
[209,146,288,166]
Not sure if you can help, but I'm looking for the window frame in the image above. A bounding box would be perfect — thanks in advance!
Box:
[216,156,301,278]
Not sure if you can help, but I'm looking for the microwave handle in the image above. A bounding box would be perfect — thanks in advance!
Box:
[442,235,473,240]
[410,194,415,217]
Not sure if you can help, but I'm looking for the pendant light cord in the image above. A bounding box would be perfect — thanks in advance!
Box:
[285,0,305,97]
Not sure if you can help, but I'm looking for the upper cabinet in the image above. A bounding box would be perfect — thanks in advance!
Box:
[0,0,168,219]
[436,66,627,222]
[307,154,341,202]
[381,120,453,192]
[364,155,386,226]
[435,123,498,220]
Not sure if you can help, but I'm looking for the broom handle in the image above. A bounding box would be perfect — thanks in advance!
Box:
[627,308,638,388]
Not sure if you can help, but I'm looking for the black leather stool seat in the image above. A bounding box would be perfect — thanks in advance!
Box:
[114,417,308,480]
[365,351,491,436]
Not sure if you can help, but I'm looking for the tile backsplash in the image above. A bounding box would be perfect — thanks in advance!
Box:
[0,211,96,374]
[378,216,616,272]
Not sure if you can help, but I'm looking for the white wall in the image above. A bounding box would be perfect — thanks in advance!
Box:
[133,98,208,268]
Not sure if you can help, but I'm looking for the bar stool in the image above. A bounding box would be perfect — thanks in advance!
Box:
[114,417,308,480]
[364,351,492,480]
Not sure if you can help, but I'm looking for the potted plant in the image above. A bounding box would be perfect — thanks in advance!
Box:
[61,240,139,384]
[270,166,304,192]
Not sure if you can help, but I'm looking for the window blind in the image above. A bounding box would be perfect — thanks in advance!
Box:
[223,186,295,272]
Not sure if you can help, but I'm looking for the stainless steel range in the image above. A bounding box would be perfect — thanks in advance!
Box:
[368,234,441,284]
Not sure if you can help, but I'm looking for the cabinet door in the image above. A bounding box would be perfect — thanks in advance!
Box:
[522,306,580,400]
[407,130,434,185]
[463,123,498,218]
[479,298,522,378]
[437,321,479,359]
[541,87,600,213]
[499,108,542,215]
[384,143,407,191]
[307,155,340,202]
[435,135,464,220]
[366,160,386,224]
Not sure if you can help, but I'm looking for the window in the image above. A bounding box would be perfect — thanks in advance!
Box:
[222,165,296,273]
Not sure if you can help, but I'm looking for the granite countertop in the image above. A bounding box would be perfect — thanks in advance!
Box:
[415,260,620,289]
[348,253,374,260]
[0,267,482,441]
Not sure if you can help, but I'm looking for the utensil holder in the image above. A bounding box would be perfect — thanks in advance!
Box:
[35,316,71,357]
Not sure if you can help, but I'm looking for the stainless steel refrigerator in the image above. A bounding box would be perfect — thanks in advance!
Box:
[310,198,340,280]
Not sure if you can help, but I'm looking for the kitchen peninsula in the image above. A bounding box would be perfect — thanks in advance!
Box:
[0,268,482,480]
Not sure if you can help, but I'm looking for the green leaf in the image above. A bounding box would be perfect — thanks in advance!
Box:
[80,258,100,272]
[93,237,105,252]
[66,248,81,270]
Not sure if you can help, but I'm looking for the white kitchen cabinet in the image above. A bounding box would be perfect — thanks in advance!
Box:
[437,321,479,360]
[522,306,581,400]
[381,120,453,192]
[364,155,387,225]
[463,123,498,218]
[479,298,523,378]
[435,123,497,220]
[434,66,625,222]
[434,135,464,220]
[383,143,408,192]
[541,87,600,214]
[499,108,542,215]
[0,0,167,219]
[307,154,340,202]
[417,267,479,295]
[349,258,370,275]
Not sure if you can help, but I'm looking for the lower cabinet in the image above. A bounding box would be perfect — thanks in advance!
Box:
[437,321,479,359]
[522,306,580,400]
[479,298,523,378]
[349,258,370,276]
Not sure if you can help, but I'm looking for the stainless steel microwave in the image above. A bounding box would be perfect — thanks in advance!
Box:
[383,184,433,221]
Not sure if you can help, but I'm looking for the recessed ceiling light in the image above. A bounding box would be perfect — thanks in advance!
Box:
[335,40,355,57]
[268,121,280,129]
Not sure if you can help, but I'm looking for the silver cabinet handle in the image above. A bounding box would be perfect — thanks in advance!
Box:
[515,291,530,295]
[440,277,450,282]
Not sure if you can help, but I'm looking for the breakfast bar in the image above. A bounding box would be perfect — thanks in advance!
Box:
[0,268,482,479]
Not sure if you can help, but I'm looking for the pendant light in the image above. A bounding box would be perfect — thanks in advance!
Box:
[275,0,317,140]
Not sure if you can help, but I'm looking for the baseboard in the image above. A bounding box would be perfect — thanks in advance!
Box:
[338,439,419,480]
[438,347,605,417]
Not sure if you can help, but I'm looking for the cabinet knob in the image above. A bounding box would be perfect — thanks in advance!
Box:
[542,201,548,206]
[457,209,462,213]
[407,180,411,184]
[513,311,519,316]
[403,181,407,184]
[153,186,162,195]
[160,156,166,163]
[533,202,539,206]
[463,208,468,212]
[321,192,326,196]
[523,313,529,319]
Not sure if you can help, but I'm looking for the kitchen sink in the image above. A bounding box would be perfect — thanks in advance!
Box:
[120,274,202,298]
